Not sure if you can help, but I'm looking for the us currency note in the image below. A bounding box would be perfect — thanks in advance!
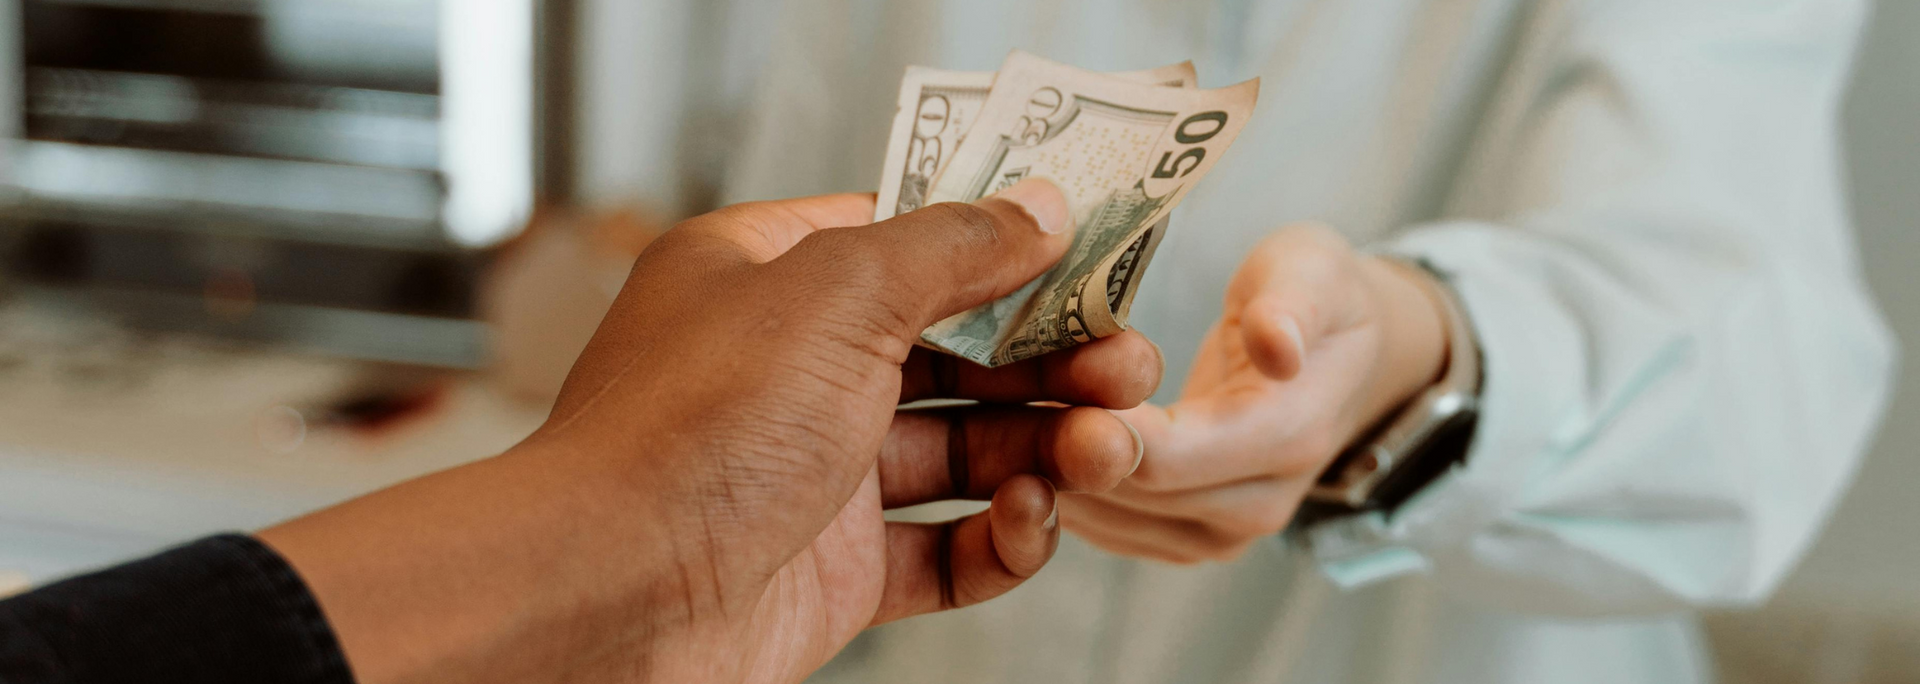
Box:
[873,61,1197,222]
[907,51,1259,367]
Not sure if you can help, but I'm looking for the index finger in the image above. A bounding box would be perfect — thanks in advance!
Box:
[656,192,880,267]
[900,330,1163,409]
[871,475,1059,627]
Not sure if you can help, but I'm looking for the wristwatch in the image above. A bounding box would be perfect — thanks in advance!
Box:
[1304,257,1482,514]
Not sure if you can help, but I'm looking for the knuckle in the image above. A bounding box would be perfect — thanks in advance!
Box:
[773,232,917,359]
[921,201,1004,239]
[791,230,894,299]
[647,218,736,261]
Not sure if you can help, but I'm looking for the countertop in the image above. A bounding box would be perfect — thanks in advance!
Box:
[0,298,548,585]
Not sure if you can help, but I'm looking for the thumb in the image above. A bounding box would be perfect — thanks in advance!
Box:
[1240,292,1313,380]
[1232,226,1362,380]
[779,178,1073,336]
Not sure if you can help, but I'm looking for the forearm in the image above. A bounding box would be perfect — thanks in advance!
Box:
[1304,0,1894,613]
[0,443,709,684]
[258,437,710,684]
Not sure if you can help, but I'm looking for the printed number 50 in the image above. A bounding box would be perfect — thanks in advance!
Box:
[1152,111,1228,179]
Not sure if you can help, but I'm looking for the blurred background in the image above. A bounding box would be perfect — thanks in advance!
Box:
[0,0,1912,681]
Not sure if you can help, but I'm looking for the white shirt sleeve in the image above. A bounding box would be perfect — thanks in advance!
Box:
[1306,0,1899,616]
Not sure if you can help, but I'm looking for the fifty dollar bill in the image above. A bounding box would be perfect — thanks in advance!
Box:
[875,50,1258,366]
[873,60,1196,221]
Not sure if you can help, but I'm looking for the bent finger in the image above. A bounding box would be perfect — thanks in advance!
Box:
[871,475,1059,626]
[1229,225,1362,380]
[880,405,1142,508]
[665,193,880,265]
[900,330,1163,408]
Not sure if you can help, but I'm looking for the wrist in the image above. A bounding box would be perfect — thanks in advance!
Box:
[260,437,717,684]
[1358,255,1451,425]
[480,436,742,681]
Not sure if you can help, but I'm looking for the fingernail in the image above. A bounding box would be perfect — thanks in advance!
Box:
[1121,418,1145,478]
[1278,315,1306,362]
[990,178,1071,234]
[1043,498,1059,532]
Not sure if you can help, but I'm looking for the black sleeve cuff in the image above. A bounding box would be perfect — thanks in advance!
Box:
[0,534,355,684]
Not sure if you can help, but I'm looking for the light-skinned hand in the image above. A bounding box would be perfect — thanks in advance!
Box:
[1062,224,1448,563]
